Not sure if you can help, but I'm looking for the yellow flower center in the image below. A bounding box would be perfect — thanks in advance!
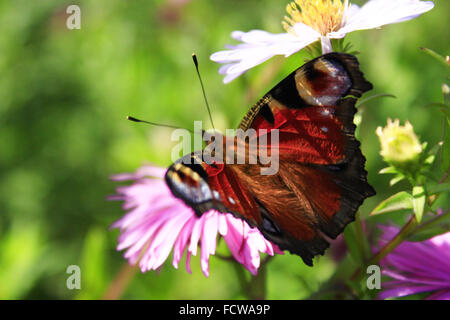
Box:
[282,0,349,36]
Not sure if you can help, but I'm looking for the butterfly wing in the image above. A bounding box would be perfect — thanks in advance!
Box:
[165,53,375,265]
[165,151,261,223]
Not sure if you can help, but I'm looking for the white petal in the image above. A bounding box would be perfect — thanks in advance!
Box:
[237,30,291,45]
[329,0,434,38]
[335,3,361,38]
[343,3,361,23]
[218,64,232,75]
[210,25,320,83]
[226,51,277,75]
[231,30,245,41]
[292,23,322,44]
[320,37,333,54]
[223,72,243,84]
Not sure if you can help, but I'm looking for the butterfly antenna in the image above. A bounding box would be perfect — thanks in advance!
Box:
[126,116,196,134]
[192,53,215,130]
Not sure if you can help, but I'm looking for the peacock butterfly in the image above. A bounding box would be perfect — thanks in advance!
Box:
[164,52,375,266]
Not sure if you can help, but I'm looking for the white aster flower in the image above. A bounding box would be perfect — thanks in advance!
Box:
[210,0,434,83]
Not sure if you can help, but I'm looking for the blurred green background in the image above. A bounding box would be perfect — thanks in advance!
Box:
[0,0,448,299]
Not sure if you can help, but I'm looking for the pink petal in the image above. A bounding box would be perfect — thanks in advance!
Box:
[111,165,283,277]
[379,284,442,299]
[188,215,206,256]
[426,290,450,300]
[172,218,196,269]
[200,212,219,277]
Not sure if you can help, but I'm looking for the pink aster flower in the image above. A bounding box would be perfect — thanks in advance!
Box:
[377,225,450,300]
[211,0,434,83]
[109,165,282,277]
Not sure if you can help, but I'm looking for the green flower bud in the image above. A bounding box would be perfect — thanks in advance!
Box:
[376,119,422,170]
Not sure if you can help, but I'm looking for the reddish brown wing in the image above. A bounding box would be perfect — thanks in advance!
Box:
[226,53,375,265]
[165,53,375,266]
[240,53,371,165]
[165,152,262,224]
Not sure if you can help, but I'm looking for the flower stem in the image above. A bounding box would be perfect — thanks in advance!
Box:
[231,262,249,296]
[411,209,450,234]
[350,216,418,281]
[247,265,268,300]
[321,37,333,54]
[102,263,138,300]
[231,255,273,299]
[368,216,417,264]
[354,213,369,260]
[350,164,449,283]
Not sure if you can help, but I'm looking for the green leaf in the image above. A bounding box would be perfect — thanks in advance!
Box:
[428,182,450,195]
[408,211,450,242]
[370,192,413,216]
[379,166,398,175]
[408,226,450,242]
[412,186,426,223]
[390,174,406,186]
[424,154,436,165]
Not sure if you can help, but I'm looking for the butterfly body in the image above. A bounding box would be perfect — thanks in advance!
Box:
[165,53,375,266]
